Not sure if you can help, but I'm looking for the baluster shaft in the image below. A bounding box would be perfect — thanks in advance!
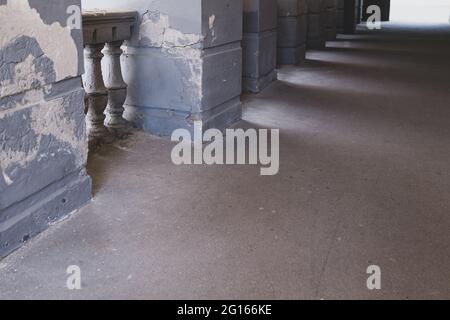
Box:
[102,41,129,133]
[82,44,112,146]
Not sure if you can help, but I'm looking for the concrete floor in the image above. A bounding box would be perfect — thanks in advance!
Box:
[1,22,450,300]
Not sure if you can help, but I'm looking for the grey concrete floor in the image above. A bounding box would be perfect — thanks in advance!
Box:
[1,22,450,299]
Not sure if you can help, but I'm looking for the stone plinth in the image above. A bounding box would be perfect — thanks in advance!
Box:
[243,0,278,93]
[277,0,308,65]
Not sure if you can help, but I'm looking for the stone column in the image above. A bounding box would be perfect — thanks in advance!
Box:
[307,0,327,49]
[243,0,278,93]
[336,0,345,34]
[325,0,338,41]
[277,0,308,65]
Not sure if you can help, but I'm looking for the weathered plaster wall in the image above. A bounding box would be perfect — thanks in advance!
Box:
[242,0,278,92]
[82,0,243,136]
[277,0,308,65]
[0,0,91,258]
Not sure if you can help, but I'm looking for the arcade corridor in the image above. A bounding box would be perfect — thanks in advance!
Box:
[1,22,449,299]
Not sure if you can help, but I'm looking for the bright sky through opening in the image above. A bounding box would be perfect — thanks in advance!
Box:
[390,0,450,23]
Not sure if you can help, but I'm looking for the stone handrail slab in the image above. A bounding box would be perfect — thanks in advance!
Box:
[82,9,137,45]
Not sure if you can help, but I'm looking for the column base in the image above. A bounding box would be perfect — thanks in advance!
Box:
[0,171,92,259]
[243,70,278,93]
[242,30,277,93]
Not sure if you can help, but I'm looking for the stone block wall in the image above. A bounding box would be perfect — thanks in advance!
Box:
[277,0,308,65]
[243,0,278,93]
[307,0,327,49]
[83,0,243,136]
[0,0,91,258]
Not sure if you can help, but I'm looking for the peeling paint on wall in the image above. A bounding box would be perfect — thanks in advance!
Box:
[0,89,87,182]
[138,11,204,104]
[0,0,78,97]
[0,0,85,183]
[2,171,13,186]
[209,14,217,43]
[0,36,55,98]
[139,11,203,49]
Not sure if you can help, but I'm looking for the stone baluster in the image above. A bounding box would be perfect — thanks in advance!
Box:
[82,44,112,147]
[102,41,129,134]
[82,10,136,147]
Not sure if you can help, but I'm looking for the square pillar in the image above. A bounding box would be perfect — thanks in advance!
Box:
[243,0,278,93]
[336,0,345,34]
[0,0,91,258]
[277,0,308,65]
[325,0,338,41]
[128,0,243,136]
[307,0,327,49]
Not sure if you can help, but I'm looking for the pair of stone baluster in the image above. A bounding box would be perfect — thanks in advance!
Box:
[83,41,129,147]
